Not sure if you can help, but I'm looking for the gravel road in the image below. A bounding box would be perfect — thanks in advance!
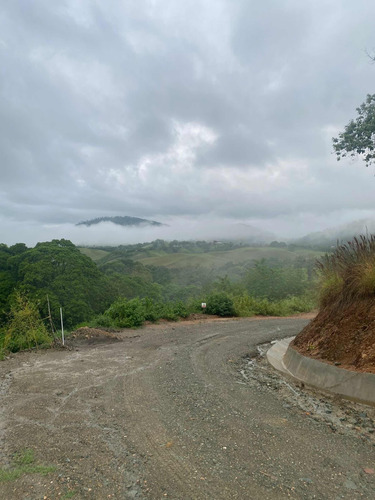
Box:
[0,316,374,499]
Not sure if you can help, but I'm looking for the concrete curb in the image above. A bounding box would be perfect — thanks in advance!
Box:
[267,337,375,406]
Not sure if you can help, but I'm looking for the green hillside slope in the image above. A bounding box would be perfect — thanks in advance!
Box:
[131,246,322,269]
[79,248,110,262]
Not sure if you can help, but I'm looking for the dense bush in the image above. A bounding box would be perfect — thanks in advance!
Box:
[161,301,189,321]
[142,297,163,322]
[101,298,146,328]
[94,297,191,329]
[170,300,189,318]
[205,292,236,317]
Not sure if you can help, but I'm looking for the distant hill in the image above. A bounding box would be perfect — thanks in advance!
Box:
[79,240,322,270]
[232,223,276,243]
[76,216,165,227]
[296,219,375,249]
[130,246,321,269]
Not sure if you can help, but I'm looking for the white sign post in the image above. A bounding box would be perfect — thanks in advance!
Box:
[201,303,206,309]
[60,307,65,346]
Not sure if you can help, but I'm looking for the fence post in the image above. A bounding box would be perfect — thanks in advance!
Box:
[60,307,65,346]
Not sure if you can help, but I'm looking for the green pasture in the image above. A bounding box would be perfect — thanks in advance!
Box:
[129,246,323,269]
[78,248,110,261]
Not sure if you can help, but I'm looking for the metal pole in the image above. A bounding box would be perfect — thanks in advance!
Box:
[47,295,56,338]
[60,307,65,346]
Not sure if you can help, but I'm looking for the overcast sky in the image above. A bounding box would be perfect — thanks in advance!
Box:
[1,0,375,245]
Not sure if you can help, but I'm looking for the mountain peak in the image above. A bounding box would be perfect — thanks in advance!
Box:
[76,216,165,227]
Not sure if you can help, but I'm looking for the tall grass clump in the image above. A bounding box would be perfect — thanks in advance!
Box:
[317,235,375,307]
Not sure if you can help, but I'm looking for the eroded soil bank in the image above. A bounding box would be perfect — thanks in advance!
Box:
[293,299,375,373]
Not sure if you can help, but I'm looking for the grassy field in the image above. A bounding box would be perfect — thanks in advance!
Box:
[79,244,323,269]
[128,247,323,268]
[79,248,110,262]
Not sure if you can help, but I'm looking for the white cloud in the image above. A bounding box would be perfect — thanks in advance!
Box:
[1,0,375,243]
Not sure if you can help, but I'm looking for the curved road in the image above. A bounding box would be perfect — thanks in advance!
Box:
[0,317,374,499]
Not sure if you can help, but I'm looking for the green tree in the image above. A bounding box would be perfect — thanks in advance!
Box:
[0,245,17,324]
[244,260,308,300]
[9,239,115,327]
[333,94,375,166]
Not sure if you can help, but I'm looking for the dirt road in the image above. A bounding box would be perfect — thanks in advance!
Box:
[0,317,374,499]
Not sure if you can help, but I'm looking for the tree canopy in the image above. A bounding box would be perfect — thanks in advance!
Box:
[0,239,115,328]
[333,94,375,166]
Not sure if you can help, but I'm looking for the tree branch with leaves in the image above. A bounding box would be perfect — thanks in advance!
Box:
[333,94,375,166]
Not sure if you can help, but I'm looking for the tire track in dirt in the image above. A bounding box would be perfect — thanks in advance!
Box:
[0,318,374,499]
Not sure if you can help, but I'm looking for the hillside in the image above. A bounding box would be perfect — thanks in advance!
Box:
[79,248,110,262]
[78,242,323,292]
[79,241,323,270]
[296,219,375,249]
[130,246,322,269]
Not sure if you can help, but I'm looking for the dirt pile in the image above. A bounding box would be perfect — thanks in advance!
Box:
[68,327,122,345]
[292,298,375,373]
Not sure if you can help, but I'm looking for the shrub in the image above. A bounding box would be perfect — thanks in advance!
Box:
[141,297,162,322]
[233,293,315,317]
[171,301,189,318]
[143,299,189,322]
[205,293,236,317]
[160,303,179,321]
[232,294,257,317]
[2,293,52,352]
[105,297,145,328]
[94,314,115,328]
[280,295,315,314]
[94,297,191,329]
[186,297,207,314]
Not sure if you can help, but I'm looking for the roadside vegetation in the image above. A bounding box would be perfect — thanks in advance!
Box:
[293,234,375,372]
[0,238,319,355]
[317,235,375,306]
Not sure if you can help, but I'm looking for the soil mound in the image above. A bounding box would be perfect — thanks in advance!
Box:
[69,327,123,345]
[292,298,375,373]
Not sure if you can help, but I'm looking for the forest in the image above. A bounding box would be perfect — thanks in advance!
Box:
[0,238,320,355]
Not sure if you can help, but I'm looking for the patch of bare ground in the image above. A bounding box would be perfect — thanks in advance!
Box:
[292,299,375,373]
[67,327,123,346]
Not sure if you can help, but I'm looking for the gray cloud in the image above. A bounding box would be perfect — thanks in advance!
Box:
[1,0,375,243]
